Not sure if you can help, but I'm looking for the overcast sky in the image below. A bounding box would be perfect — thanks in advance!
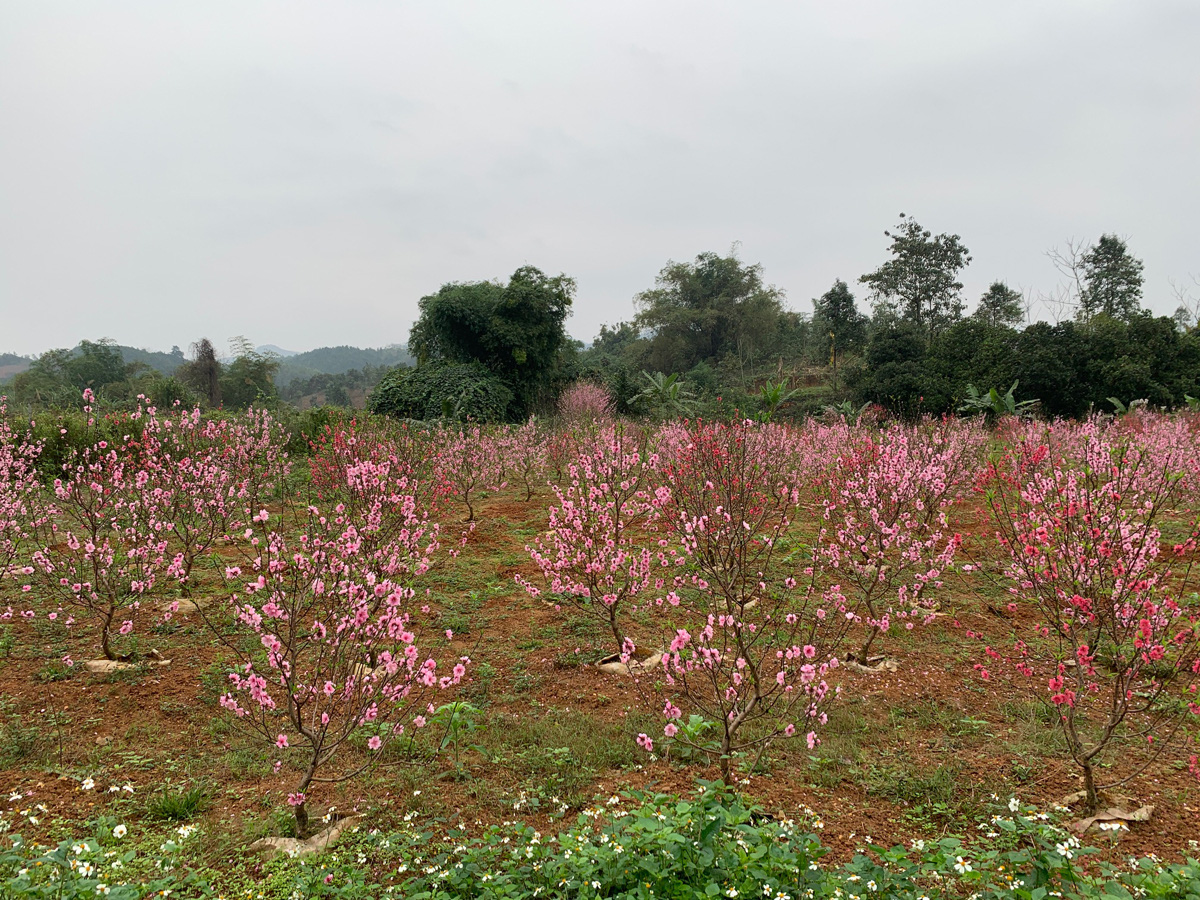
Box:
[2,1,1197,356]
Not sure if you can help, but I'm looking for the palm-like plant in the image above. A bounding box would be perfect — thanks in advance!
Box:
[958,380,1038,420]
[635,371,698,418]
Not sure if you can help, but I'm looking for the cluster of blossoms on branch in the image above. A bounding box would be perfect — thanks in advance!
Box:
[811,418,982,661]
[640,420,855,781]
[0,398,41,592]
[518,422,658,653]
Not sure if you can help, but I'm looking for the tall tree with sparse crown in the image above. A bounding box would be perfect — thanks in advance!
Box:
[860,214,971,344]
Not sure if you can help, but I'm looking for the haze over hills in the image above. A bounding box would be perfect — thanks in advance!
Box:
[256,344,298,358]
[0,352,31,381]
[279,345,413,382]
[0,342,414,387]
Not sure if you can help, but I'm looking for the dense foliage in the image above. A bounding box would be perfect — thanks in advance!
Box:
[3,786,1200,898]
[853,314,1200,418]
[368,362,513,423]
[6,220,1197,422]
[408,266,575,420]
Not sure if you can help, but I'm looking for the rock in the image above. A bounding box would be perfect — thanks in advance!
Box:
[596,651,663,676]
[1071,805,1154,835]
[84,658,171,674]
[156,598,213,613]
[844,657,899,674]
[249,815,361,861]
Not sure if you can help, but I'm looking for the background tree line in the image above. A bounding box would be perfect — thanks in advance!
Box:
[7,216,1199,421]
[3,337,281,412]
[572,218,1200,422]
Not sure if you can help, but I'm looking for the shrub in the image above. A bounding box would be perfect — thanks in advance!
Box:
[519,423,656,654]
[368,364,513,423]
[211,499,463,837]
[646,420,853,782]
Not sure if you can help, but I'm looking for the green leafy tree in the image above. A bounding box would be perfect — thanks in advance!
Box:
[11,349,77,406]
[218,337,279,409]
[634,249,786,379]
[849,321,936,417]
[12,340,127,406]
[66,339,127,392]
[811,279,867,367]
[589,321,642,362]
[176,338,222,407]
[144,376,196,409]
[972,281,1025,328]
[408,266,574,419]
[323,382,351,407]
[1079,234,1145,323]
[1011,322,1087,418]
[859,214,971,343]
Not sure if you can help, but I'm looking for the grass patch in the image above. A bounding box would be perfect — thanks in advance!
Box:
[863,759,991,828]
[475,707,648,810]
[145,781,211,821]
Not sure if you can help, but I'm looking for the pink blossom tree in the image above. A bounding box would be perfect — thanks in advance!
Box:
[983,419,1200,812]
[498,418,549,502]
[812,419,979,662]
[135,403,289,596]
[556,380,615,425]
[213,503,464,836]
[0,398,41,587]
[27,392,171,660]
[518,423,657,653]
[308,417,447,515]
[434,425,504,521]
[645,420,853,783]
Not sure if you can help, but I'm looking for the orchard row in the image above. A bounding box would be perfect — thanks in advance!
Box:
[2,390,1200,834]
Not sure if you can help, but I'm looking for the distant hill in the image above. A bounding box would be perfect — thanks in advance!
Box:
[0,352,32,383]
[290,345,412,373]
[275,345,413,387]
[1,344,184,386]
[3,342,413,389]
[118,345,186,376]
[257,344,298,358]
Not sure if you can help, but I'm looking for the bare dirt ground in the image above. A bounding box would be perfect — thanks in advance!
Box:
[2,486,1197,870]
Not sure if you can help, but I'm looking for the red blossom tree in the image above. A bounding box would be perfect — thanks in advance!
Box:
[983,418,1200,811]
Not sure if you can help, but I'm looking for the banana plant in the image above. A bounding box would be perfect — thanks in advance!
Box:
[958,380,1038,420]
[756,379,800,422]
[823,399,873,424]
[634,371,698,418]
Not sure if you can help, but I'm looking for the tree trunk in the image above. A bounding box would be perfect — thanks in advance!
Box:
[100,609,115,661]
[608,612,625,657]
[294,800,310,839]
[1081,760,1099,814]
[179,559,193,598]
[293,760,318,837]
[857,625,879,663]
